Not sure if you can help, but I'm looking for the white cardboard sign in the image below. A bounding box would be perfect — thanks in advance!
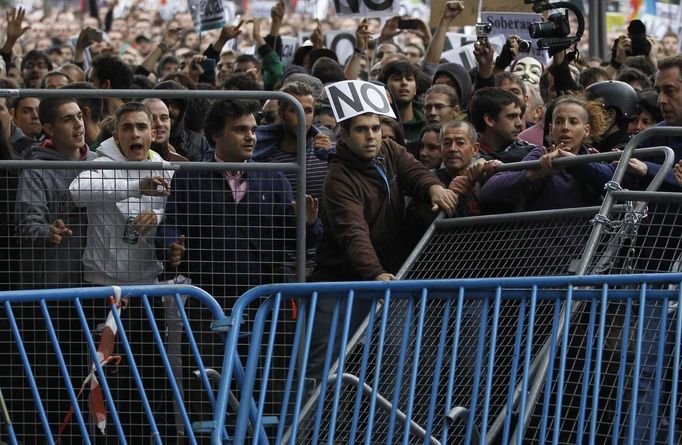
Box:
[326,30,357,65]
[441,34,506,71]
[188,0,226,31]
[446,33,478,51]
[325,80,396,122]
[333,0,400,17]
[281,36,299,67]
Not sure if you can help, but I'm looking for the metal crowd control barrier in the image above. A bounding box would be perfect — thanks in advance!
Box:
[212,274,682,444]
[0,284,268,444]
[211,127,682,444]
[0,88,309,283]
[0,88,311,443]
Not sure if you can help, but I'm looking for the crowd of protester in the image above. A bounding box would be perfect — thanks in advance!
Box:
[1,0,682,441]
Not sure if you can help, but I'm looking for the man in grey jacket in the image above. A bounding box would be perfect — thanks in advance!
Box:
[15,96,95,289]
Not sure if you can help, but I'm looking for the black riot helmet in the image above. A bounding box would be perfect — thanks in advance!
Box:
[585,80,638,121]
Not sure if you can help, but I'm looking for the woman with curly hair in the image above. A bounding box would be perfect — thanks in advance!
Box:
[480,94,610,211]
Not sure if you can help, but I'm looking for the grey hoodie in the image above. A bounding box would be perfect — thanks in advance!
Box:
[15,144,96,288]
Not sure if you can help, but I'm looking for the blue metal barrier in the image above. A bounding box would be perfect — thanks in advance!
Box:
[213,274,682,445]
[0,284,263,444]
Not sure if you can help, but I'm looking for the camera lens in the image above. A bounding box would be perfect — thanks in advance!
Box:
[518,40,531,52]
[483,23,492,33]
[528,20,556,39]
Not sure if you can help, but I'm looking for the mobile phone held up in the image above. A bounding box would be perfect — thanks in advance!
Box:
[87,28,104,42]
[398,19,421,30]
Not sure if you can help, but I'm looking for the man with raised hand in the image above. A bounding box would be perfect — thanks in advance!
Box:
[307,79,458,387]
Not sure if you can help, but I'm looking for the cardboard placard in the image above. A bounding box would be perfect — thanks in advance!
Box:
[479,12,549,63]
[249,0,278,17]
[430,0,535,29]
[333,0,400,18]
[281,36,299,67]
[441,34,506,71]
[188,0,226,32]
[325,80,396,122]
[640,14,682,40]
[326,30,357,65]
[446,32,479,51]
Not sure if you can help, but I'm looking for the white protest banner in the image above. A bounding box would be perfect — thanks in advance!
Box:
[281,36,299,67]
[446,32,478,51]
[298,31,312,46]
[325,80,396,122]
[400,0,428,18]
[326,30,357,65]
[441,34,506,71]
[655,0,681,21]
[188,0,226,31]
[640,14,682,40]
[479,12,549,64]
[441,47,478,71]
[333,0,400,18]
[250,0,277,17]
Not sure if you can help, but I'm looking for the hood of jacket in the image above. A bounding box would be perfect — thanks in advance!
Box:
[95,137,162,162]
[433,63,473,110]
[332,137,400,171]
[31,139,95,161]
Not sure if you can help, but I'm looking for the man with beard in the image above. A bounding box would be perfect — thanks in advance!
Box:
[379,59,426,143]
[143,98,188,162]
[153,80,212,162]
[20,50,52,88]
[253,81,332,200]
[423,84,461,125]
[307,86,458,385]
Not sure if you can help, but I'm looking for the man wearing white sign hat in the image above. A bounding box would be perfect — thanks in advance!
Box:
[305,80,458,386]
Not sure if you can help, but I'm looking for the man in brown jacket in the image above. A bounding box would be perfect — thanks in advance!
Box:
[307,111,458,387]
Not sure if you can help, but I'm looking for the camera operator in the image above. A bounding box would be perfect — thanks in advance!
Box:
[494,35,532,75]
[607,20,659,77]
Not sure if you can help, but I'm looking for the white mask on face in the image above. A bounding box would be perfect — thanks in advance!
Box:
[512,57,543,86]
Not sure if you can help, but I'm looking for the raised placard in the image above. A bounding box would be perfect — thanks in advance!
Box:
[188,0,226,31]
[325,80,397,122]
[333,0,400,17]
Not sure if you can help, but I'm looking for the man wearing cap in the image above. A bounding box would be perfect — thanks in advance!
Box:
[306,80,458,387]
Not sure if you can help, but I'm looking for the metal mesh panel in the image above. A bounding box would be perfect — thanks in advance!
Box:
[286,208,596,443]
[524,196,682,444]
[0,286,226,444]
[214,276,682,445]
[0,161,302,443]
[403,208,596,280]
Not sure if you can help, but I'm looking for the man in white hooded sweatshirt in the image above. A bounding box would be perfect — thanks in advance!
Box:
[69,101,174,440]
[70,101,172,285]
